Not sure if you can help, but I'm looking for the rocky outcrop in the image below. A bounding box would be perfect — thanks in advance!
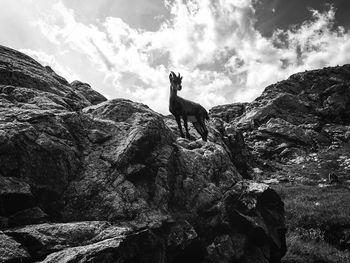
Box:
[4,221,130,260]
[0,231,31,263]
[0,45,285,262]
[164,116,252,178]
[71,80,107,105]
[0,46,100,111]
[209,102,248,123]
[209,65,350,176]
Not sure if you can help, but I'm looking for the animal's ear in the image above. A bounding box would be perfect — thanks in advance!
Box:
[169,71,175,81]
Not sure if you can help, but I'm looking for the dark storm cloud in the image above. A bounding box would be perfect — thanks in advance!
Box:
[254,0,350,37]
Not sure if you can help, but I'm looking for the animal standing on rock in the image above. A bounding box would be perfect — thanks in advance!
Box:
[169,71,209,141]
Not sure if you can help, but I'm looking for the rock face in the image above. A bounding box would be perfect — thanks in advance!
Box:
[209,102,248,123]
[209,66,350,178]
[71,80,107,105]
[0,231,31,263]
[0,45,285,262]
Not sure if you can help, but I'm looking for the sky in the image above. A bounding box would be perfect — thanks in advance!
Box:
[1,0,350,114]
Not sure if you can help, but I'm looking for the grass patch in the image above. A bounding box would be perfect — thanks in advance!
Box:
[282,231,350,263]
[273,184,350,262]
[272,184,350,230]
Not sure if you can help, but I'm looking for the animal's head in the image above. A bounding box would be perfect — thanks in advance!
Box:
[169,71,183,91]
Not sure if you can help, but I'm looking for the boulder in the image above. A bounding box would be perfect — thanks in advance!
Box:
[165,116,252,178]
[5,221,130,260]
[71,80,107,105]
[40,229,163,263]
[61,99,175,222]
[0,231,31,263]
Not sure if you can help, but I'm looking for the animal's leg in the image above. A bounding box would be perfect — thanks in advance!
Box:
[193,122,204,140]
[202,125,208,141]
[199,117,208,141]
[198,117,208,141]
[183,116,191,139]
[175,115,185,138]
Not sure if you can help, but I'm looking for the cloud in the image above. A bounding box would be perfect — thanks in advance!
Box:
[31,0,350,114]
[272,7,350,69]
[0,0,59,50]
